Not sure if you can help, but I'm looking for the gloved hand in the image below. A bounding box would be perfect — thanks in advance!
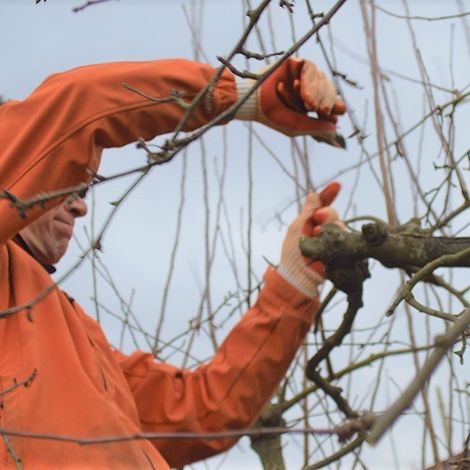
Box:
[277,182,341,297]
[235,58,346,148]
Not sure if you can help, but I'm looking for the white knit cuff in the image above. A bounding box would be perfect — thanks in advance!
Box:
[234,78,258,121]
[277,263,320,299]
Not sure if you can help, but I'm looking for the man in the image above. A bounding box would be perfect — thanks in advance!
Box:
[0,57,344,468]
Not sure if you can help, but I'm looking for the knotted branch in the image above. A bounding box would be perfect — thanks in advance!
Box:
[302,219,470,449]
[300,220,470,269]
[306,239,370,425]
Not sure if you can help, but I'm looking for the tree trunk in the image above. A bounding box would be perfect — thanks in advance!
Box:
[250,434,286,470]
[249,403,287,470]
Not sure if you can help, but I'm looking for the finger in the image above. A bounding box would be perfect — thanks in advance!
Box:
[332,99,347,115]
[302,216,317,237]
[302,184,339,233]
[301,61,322,110]
[319,181,341,206]
[313,206,340,225]
[276,82,306,113]
[317,99,347,120]
[318,79,337,114]
[302,192,321,215]
[302,198,344,237]
[293,78,300,97]
[276,82,295,110]
[301,192,322,237]
[313,71,330,110]
[316,111,338,124]
[311,219,345,237]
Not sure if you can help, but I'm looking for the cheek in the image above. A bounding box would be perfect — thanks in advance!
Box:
[31,214,56,238]
[37,220,66,254]
[53,221,73,239]
[22,224,46,249]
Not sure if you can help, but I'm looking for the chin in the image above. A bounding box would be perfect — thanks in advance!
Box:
[50,252,66,265]
[42,248,67,266]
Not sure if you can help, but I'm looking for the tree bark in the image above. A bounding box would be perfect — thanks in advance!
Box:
[250,434,286,470]
[300,221,470,269]
[249,404,286,470]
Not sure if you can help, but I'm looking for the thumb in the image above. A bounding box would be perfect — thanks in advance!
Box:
[319,181,341,206]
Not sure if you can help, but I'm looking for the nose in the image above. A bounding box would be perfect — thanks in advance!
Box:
[66,196,88,218]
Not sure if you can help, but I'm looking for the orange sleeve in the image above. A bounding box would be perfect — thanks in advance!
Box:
[116,267,318,468]
[0,59,236,243]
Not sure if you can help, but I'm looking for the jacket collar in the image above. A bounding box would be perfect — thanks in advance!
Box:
[13,234,56,274]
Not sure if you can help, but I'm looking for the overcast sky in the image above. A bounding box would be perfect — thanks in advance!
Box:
[2,1,470,469]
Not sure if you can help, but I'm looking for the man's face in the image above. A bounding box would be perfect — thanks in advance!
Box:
[20,196,88,265]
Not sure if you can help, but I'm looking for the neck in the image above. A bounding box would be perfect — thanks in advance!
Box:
[13,234,56,274]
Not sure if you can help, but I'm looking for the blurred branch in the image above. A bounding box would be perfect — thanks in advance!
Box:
[361,0,398,225]
[0,369,37,398]
[281,345,433,413]
[1,182,90,219]
[0,420,373,445]
[2,434,21,470]
[72,0,116,13]
[375,4,470,22]
[368,307,470,445]
[303,434,367,470]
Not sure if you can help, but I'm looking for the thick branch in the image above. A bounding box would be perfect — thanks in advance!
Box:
[306,280,364,379]
[250,404,286,470]
[306,257,369,422]
[308,370,357,418]
[300,222,470,269]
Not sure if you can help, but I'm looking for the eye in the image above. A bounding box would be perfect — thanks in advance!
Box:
[77,188,89,199]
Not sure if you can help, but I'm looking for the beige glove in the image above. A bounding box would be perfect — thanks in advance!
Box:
[235,58,346,148]
[278,182,341,297]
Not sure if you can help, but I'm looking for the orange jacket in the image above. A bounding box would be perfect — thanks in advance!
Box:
[0,59,318,469]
